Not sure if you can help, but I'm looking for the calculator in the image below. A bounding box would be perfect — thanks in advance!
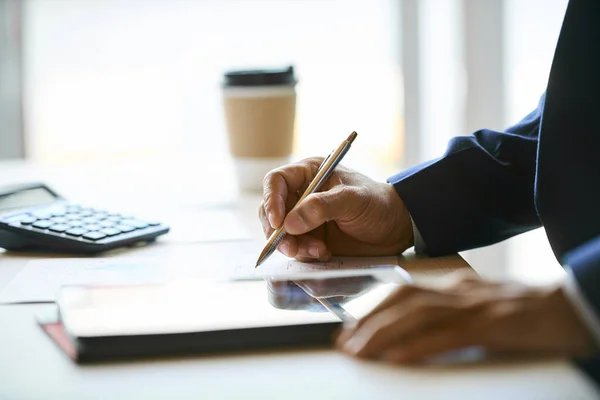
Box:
[0,183,169,254]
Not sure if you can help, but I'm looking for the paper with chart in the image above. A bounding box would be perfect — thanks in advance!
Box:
[0,254,403,304]
[233,253,401,278]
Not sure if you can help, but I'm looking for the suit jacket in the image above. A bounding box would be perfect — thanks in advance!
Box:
[388,0,600,382]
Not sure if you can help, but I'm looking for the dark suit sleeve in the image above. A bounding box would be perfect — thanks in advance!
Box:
[564,237,600,382]
[388,96,545,256]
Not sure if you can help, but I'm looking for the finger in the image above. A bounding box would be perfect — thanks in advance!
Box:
[338,298,461,358]
[275,234,332,260]
[335,287,416,348]
[294,234,330,261]
[283,187,364,235]
[343,285,426,336]
[262,159,321,229]
[382,321,477,364]
[277,235,298,258]
[259,202,275,238]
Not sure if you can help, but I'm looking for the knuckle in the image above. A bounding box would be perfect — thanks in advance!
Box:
[446,271,479,288]
[262,169,278,186]
[303,157,325,176]
[263,194,274,211]
[263,166,285,184]
[341,186,362,198]
[306,193,329,221]
[305,156,325,166]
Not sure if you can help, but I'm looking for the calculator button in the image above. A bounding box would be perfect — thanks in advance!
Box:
[83,224,102,231]
[82,217,101,224]
[115,224,135,233]
[106,216,122,222]
[68,219,84,227]
[51,216,69,224]
[52,210,67,217]
[49,224,71,233]
[32,211,53,219]
[100,228,121,236]
[78,209,94,217]
[148,221,161,226]
[4,213,32,223]
[94,213,108,220]
[121,220,149,229]
[99,220,115,228]
[67,214,82,220]
[83,231,107,241]
[33,220,53,229]
[65,228,88,237]
[19,216,38,225]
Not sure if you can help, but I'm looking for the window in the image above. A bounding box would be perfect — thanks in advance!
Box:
[23,0,403,177]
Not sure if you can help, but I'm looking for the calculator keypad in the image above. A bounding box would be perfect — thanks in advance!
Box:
[6,204,162,242]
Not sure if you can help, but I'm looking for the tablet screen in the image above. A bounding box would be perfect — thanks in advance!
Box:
[58,267,407,338]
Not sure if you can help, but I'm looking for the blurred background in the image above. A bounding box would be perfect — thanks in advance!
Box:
[0,0,569,282]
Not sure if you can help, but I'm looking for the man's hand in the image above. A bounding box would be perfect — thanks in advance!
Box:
[335,274,597,363]
[259,157,414,261]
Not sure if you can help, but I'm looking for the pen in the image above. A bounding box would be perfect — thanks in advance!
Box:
[314,297,357,324]
[290,279,357,323]
[255,131,358,267]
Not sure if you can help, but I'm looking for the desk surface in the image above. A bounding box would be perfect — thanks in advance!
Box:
[0,159,598,400]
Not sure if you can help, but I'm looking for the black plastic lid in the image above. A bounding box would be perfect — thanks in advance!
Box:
[223,65,296,87]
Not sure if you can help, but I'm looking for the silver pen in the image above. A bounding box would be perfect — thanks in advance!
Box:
[255,131,358,267]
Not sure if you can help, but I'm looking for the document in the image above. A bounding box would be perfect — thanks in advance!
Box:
[234,254,400,277]
[0,254,402,304]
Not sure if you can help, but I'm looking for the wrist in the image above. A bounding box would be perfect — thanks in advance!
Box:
[383,183,414,252]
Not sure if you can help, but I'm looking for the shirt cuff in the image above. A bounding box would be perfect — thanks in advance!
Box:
[563,267,600,348]
[411,216,428,255]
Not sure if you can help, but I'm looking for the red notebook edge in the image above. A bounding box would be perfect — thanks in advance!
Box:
[39,321,79,362]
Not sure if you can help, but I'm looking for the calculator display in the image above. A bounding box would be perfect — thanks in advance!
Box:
[0,187,59,213]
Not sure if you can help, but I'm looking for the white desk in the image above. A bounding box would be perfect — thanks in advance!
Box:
[0,158,598,400]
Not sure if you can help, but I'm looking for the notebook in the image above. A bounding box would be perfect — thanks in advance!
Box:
[39,267,409,363]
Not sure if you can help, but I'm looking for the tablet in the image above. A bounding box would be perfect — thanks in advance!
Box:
[42,265,410,362]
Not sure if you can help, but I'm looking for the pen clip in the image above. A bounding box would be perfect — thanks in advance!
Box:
[316,152,332,174]
[314,143,351,190]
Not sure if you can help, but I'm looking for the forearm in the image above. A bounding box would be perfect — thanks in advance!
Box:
[389,98,546,256]
[389,134,541,256]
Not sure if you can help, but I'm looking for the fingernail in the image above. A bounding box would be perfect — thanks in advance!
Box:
[308,245,319,258]
[267,211,276,228]
[280,242,290,256]
[342,320,357,330]
[285,212,305,233]
[343,338,362,355]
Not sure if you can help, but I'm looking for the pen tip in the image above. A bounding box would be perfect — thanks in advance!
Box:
[347,131,358,143]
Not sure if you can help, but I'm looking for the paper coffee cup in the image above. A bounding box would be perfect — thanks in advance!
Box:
[222,66,297,192]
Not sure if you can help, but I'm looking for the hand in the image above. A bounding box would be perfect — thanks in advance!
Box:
[259,157,413,261]
[335,273,597,363]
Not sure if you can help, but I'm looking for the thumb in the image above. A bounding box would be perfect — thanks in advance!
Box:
[283,187,362,235]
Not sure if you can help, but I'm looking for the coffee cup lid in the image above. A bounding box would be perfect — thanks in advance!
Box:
[223,66,296,87]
